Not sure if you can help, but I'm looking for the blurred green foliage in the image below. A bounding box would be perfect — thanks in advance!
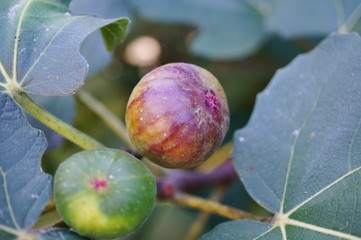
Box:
[41,1,361,239]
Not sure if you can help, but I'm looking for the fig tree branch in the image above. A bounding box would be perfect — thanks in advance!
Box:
[157,159,237,199]
[171,192,268,221]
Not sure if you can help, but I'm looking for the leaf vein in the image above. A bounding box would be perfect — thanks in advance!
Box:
[347,120,361,170]
[285,165,361,216]
[13,0,33,82]
[253,226,277,239]
[285,218,361,240]
[19,16,82,86]
[279,72,331,214]
[0,167,19,229]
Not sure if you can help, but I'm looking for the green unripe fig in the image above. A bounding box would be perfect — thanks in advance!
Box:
[54,148,156,239]
[125,62,229,168]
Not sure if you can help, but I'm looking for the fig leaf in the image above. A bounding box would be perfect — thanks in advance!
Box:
[0,0,129,96]
[0,93,51,239]
[204,33,361,239]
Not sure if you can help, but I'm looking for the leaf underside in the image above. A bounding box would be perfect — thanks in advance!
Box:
[38,228,89,240]
[0,0,129,96]
[0,93,51,239]
[204,33,361,239]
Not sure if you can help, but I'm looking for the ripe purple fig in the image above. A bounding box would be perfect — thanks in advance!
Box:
[125,62,229,168]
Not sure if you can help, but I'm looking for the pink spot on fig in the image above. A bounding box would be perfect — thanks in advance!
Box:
[248,164,254,171]
[205,90,219,110]
[90,177,108,192]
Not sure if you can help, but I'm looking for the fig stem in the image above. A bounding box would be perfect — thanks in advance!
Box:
[171,192,269,221]
[157,160,270,222]
[77,89,135,151]
[157,159,237,199]
[13,92,104,150]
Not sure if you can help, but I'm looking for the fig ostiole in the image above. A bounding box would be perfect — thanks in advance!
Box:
[54,148,156,239]
[125,62,230,168]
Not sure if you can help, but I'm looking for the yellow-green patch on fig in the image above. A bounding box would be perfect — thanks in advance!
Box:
[54,148,156,239]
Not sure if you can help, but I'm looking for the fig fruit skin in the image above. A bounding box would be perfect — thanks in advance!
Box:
[125,62,229,168]
[54,148,156,239]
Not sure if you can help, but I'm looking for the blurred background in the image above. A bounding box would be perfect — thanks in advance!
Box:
[30,1,361,239]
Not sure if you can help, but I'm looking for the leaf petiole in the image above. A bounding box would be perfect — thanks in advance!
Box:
[13,92,104,150]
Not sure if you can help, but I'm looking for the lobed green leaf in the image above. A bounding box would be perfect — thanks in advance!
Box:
[0,93,51,239]
[205,33,361,239]
[38,228,89,240]
[0,0,129,96]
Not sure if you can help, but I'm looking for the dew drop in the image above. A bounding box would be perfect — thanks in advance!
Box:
[238,136,245,142]
[292,129,299,136]
[30,194,39,199]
